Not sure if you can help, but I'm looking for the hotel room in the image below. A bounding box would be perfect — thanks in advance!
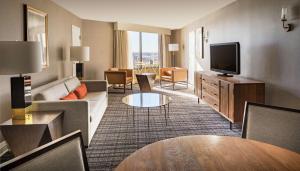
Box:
[0,0,299,170]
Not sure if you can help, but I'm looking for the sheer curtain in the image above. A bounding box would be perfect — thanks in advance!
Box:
[113,30,129,68]
[159,34,171,68]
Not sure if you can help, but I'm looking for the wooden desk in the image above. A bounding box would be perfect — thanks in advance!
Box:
[116,135,300,171]
[0,111,63,156]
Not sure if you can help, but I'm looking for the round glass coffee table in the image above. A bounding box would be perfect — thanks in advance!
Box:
[122,93,171,127]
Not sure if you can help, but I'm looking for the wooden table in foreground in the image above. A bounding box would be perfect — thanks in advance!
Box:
[0,111,63,156]
[116,135,300,171]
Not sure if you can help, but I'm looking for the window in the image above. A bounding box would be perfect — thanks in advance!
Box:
[128,31,159,74]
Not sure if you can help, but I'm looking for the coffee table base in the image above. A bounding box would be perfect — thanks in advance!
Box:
[126,104,170,128]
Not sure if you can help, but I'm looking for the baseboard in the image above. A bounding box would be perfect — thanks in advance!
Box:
[0,141,9,156]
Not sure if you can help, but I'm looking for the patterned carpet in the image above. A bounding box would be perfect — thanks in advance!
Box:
[86,84,241,171]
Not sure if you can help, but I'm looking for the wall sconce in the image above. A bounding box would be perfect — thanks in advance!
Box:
[281,7,293,32]
[204,30,209,43]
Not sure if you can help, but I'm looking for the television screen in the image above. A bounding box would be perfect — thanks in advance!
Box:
[210,42,240,75]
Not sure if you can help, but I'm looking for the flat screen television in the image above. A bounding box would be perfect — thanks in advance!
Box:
[210,42,240,76]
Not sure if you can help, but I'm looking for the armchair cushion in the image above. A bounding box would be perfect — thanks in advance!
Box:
[164,70,172,76]
[161,75,172,81]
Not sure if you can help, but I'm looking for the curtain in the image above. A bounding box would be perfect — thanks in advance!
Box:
[159,34,171,68]
[113,30,128,68]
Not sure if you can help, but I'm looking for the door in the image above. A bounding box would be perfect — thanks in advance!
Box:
[220,81,230,117]
[188,31,196,84]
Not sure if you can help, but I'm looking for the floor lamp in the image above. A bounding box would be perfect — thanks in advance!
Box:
[168,43,179,67]
[0,41,42,120]
[70,46,90,80]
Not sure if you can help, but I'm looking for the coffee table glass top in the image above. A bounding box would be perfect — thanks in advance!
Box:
[122,93,171,108]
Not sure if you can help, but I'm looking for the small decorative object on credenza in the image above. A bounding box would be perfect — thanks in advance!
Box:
[0,41,42,120]
[70,46,90,80]
[281,7,293,32]
[168,43,179,67]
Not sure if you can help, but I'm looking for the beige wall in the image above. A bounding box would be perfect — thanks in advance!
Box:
[0,0,81,141]
[182,0,300,109]
[82,20,114,80]
[171,29,183,67]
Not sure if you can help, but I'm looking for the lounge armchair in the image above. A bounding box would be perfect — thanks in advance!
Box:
[160,67,188,90]
[104,68,133,93]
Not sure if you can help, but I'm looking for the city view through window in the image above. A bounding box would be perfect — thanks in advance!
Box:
[128,31,159,71]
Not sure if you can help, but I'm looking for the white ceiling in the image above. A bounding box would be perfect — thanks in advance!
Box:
[52,0,235,29]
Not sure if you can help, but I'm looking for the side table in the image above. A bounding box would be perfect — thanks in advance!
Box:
[0,111,63,156]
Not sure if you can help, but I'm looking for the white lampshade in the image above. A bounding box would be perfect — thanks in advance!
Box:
[168,44,179,52]
[70,46,90,62]
[0,41,42,75]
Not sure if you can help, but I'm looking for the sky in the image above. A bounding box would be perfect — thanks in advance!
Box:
[128,31,159,53]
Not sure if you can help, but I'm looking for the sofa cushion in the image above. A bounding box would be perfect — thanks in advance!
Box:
[83,92,107,102]
[89,99,105,120]
[35,83,69,101]
[65,77,81,92]
[60,92,78,100]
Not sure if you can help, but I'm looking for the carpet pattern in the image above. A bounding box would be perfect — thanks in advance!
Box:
[86,85,241,171]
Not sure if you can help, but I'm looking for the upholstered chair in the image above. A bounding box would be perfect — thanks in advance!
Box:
[104,68,133,93]
[160,67,188,90]
[0,130,89,171]
[242,102,300,153]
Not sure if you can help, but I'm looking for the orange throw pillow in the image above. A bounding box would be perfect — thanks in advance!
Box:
[74,83,88,99]
[60,92,78,100]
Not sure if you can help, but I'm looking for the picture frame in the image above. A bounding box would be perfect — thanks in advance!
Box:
[24,4,49,68]
[196,27,204,59]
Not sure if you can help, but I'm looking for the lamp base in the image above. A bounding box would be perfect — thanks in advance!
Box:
[11,75,32,120]
[12,106,32,120]
[76,63,84,80]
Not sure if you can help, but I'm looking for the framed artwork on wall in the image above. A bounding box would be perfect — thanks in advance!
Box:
[72,25,81,46]
[196,27,204,59]
[24,4,49,68]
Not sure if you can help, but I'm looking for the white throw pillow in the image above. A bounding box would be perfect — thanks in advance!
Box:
[65,77,81,92]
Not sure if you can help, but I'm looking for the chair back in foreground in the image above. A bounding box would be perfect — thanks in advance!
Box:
[0,130,89,171]
[136,74,152,92]
[242,102,300,153]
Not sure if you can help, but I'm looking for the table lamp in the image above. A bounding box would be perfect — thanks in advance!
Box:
[70,46,90,80]
[0,41,42,120]
[168,43,179,67]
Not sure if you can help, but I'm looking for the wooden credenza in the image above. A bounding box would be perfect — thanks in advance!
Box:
[195,71,265,128]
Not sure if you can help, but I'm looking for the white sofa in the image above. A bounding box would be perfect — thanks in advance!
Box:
[31,76,108,146]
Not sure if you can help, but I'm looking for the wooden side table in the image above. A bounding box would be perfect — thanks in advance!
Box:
[0,111,63,156]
